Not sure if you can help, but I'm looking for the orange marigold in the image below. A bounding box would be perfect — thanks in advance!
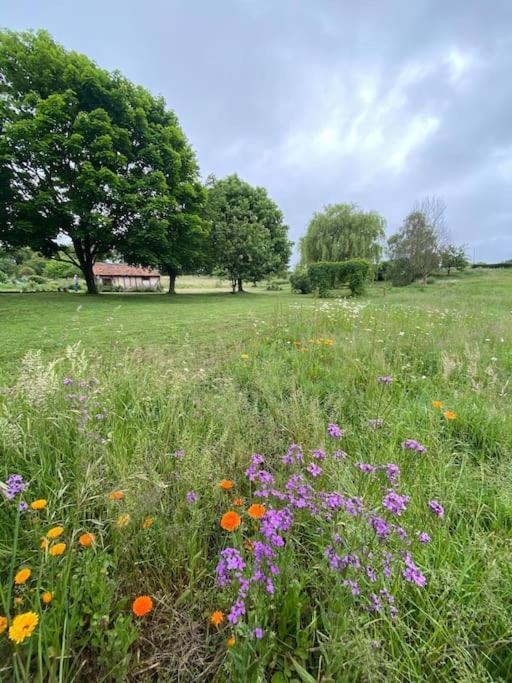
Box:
[220,511,241,532]
[141,516,154,529]
[8,611,38,645]
[431,400,444,408]
[226,635,236,647]
[0,615,7,635]
[14,568,31,585]
[109,491,125,501]
[219,480,234,490]
[78,532,96,547]
[30,499,48,510]
[132,595,153,617]
[49,542,66,556]
[247,503,266,519]
[47,526,64,539]
[210,610,224,627]
[443,410,457,420]
[42,591,53,604]
[233,498,244,507]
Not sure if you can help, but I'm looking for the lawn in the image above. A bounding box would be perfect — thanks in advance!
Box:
[1,269,511,681]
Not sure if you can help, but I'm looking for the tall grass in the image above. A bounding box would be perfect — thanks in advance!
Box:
[1,278,511,681]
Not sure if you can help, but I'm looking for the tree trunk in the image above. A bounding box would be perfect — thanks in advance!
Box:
[83,262,98,294]
[237,278,244,293]
[231,279,237,294]
[168,273,177,294]
[73,239,98,294]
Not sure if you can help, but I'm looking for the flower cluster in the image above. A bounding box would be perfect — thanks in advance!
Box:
[401,438,427,453]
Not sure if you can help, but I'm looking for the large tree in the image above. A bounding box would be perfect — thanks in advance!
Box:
[387,211,439,285]
[300,203,385,266]
[207,175,291,293]
[0,30,201,293]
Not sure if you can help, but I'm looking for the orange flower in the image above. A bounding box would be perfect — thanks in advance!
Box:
[132,595,153,617]
[0,615,7,635]
[115,513,131,528]
[431,401,444,408]
[233,498,244,507]
[14,568,31,585]
[30,499,48,510]
[14,597,23,607]
[47,526,64,539]
[247,503,266,519]
[219,480,234,491]
[78,532,96,547]
[210,610,224,627]
[40,537,49,550]
[49,542,66,556]
[109,491,125,501]
[226,635,236,647]
[141,516,154,529]
[42,591,53,604]
[443,410,457,420]
[220,511,241,532]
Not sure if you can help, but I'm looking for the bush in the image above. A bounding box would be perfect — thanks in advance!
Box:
[18,265,35,278]
[25,258,47,275]
[28,274,47,284]
[375,261,390,281]
[0,270,7,283]
[388,258,416,287]
[44,260,78,279]
[471,262,512,269]
[307,259,371,296]
[289,269,313,294]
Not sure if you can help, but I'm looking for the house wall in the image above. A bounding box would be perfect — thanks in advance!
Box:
[95,275,160,290]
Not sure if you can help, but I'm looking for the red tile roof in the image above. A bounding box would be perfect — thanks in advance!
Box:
[93,263,160,277]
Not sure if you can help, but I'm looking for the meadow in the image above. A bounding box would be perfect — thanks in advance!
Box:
[0,269,511,682]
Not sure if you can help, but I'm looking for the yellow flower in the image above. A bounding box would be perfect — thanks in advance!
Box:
[226,635,236,647]
[8,611,39,644]
[116,514,131,528]
[443,410,457,421]
[14,597,23,607]
[30,499,48,511]
[40,537,49,550]
[240,353,249,360]
[0,616,7,634]
[42,591,53,604]
[49,542,66,556]
[431,401,444,409]
[14,568,31,585]
[141,516,154,529]
[47,526,64,539]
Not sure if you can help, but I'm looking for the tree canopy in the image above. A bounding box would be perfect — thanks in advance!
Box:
[207,174,291,292]
[300,203,385,266]
[387,210,439,285]
[0,30,202,293]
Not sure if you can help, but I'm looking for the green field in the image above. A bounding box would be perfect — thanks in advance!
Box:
[1,270,512,681]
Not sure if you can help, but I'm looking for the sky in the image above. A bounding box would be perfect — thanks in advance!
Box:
[3,0,512,263]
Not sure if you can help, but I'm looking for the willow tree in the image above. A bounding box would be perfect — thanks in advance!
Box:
[300,203,385,266]
[0,30,201,293]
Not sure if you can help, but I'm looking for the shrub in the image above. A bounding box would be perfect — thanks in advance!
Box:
[44,260,77,279]
[388,258,416,287]
[289,269,313,294]
[375,261,390,281]
[307,259,371,296]
[0,270,7,283]
[28,275,47,284]
[18,265,36,278]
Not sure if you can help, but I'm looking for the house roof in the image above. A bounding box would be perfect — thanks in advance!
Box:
[93,263,160,277]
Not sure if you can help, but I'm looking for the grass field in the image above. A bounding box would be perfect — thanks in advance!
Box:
[1,269,511,681]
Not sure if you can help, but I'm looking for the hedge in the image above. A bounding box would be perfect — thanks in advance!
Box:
[471,262,512,269]
[307,259,371,297]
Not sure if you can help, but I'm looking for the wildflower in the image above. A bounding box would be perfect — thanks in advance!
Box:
[42,592,53,604]
[327,423,343,439]
[14,597,23,606]
[402,553,426,587]
[418,532,431,544]
[377,375,393,385]
[401,438,427,453]
[333,449,347,459]
[220,511,241,532]
[8,611,38,644]
[254,627,264,639]
[0,616,7,634]
[428,500,445,518]
[219,480,234,490]
[173,450,185,458]
[14,568,31,585]
[116,514,131,528]
[431,401,444,408]
[369,516,391,539]
[40,538,49,550]
[248,503,266,519]
[186,491,197,504]
[226,635,236,647]
[240,353,249,360]
[210,610,224,627]
[49,543,66,556]
[383,490,410,516]
[141,517,154,529]
[443,410,456,420]
[386,463,400,486]
[233,497,244,506]
[63,377,73,385]
[132,595,153,617]
[30,499,48,511]
[306,463,322,477]
[355,463,376,474]
[109,491,125,501]
[78,532,96,547]
[18,502,28,512]
[47,526,64,539]
[343,579,360,595]
[5,474,27,500]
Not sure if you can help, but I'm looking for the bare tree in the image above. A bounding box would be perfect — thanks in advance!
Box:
[414,195,449,245]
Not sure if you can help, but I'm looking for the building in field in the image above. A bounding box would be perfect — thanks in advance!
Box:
[93,263,161,291]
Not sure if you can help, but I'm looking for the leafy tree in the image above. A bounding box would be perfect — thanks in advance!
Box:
[207,175,291,293]
[440,244,468,274]
[388,211,439,285]
[43,260,77,279]
[300,204,385,266]
[0,30,200,294]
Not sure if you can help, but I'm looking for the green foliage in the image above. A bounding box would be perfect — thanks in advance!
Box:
[207,174,292,291]
[440,244,469,274]
[472,261,512,269]
[289,268,313,294]
[43,259,78,279]
[18,265,35,277]
[300,203,385,265]
[388,210,439,285]
[0,30,200,294]
[307,259,371,296]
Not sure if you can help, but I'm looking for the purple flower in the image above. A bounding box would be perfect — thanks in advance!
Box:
[401,439,427,453]
[4,474,28,500]
[365,566,377,582]
[327,423,343,439]
[312,449,326,460]
[343,579,360,595]
[63,377,73,385]
[227,598,246,624]
[418,532,431,544]
[355,462,376,474]
[18,502,28,512]
[333,449,347,459]
[186,491,197,504]
[245,454,265,481]
[368,418,384,429]
[344,497,363,515]
[173,450,184,458]
[325,546,342,570]
[369,516,391,539]
[383,490,410,515]
[377,375,393,385]
[306,463,322,477]
[402,553,426,587]
[369,593,382,611]
[254,627,264,639]
[428,500,444,518]
[386,463,400,486]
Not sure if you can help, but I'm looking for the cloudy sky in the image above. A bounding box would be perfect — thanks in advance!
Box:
[4,0,512,262]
